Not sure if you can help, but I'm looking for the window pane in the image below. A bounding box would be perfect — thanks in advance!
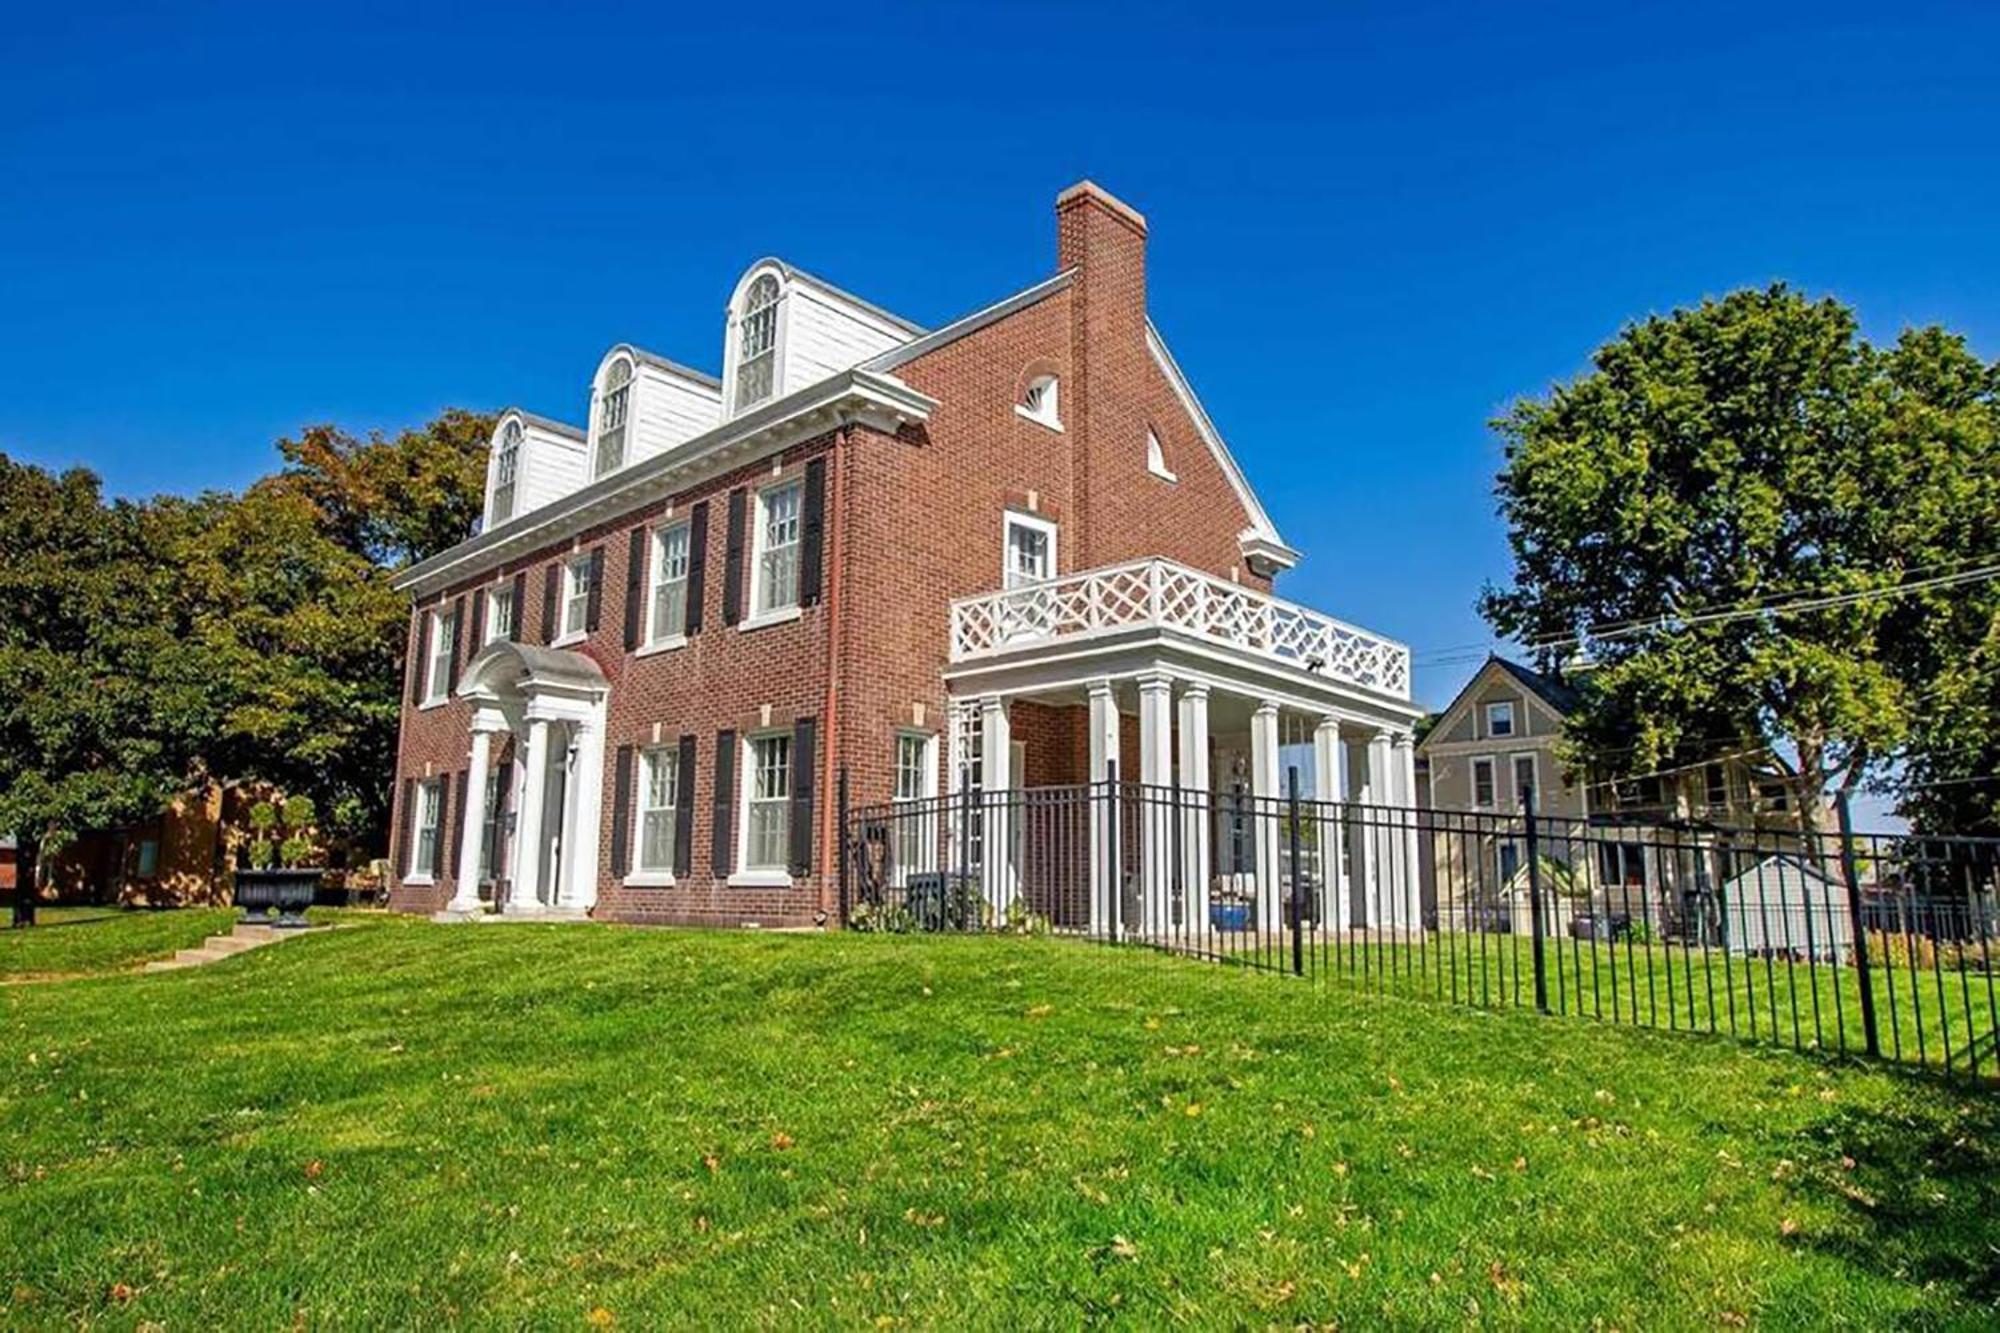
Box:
[638,749,677,872]
[756,485,802,614]
[565,559,591,635]
[427,611,454,699]
[746,736,791,869]
[651,527,689,640]
[416,782,440,874]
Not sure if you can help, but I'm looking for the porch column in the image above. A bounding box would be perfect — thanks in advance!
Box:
[1136,670,1173,938]
[559,715,605,912]
[448,717,500,913]
[1177,682,1212,939]
[1389,731,1420,931]
[1365,730,1395,931]
[1313,716,1348,930]
[509,716,551,914]
[1087,679,1119,936]
[1249,700,1282,937]
[979,696,1014,924]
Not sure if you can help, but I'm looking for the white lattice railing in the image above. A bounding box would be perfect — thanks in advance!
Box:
[950,558,1411,699]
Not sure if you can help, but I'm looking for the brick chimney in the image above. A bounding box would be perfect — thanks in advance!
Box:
[1056,181,1148,570]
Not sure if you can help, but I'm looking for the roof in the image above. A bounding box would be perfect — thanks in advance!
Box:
[1719,853,1843,890]
[617,345,723,390]
[501,408,586,443]
[1491,656,1582,714]
[457,640,608,696]
[751,257,928,337]
[864,271,1075,374]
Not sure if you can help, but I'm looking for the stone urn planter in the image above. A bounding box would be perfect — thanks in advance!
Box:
[234,867,323,928]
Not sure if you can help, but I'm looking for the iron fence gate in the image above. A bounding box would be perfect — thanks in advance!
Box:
[838,765,2000,1083]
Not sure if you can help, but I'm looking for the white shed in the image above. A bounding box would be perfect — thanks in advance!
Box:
[1720,854,1853,963]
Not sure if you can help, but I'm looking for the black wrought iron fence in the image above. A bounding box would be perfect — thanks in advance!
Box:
[839,765,2000,1082]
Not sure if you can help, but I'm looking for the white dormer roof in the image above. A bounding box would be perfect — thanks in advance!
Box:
[721,258,922,419]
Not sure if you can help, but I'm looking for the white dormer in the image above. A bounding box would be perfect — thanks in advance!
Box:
[587,344,723,479]
[484,409,587,530]
[721,259,921,419]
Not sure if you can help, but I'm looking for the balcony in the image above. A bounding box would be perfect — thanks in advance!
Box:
[949,558,1411,700]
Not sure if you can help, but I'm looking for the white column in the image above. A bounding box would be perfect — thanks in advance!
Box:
[509,716,551,914]
[1391,731,1421,932]
[448,724,496,912]
[1087,679,1119,936]
[1177,683,1212,938]
[1136,671,1173,938]
[559,712,606,912]
[979,696,1014,925]
[1346,738,1374,929]
[1365,730,1395,932]
[1313,716,1347,930]
[1249,700,1282,937]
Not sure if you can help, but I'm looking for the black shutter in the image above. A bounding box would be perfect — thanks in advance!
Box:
[488,759,512,881]
[434,777,452,881]
[789,715,817,875]
[674,734,696,876]
[585,546,606,633]
[449,768,468,881]
[542,564,560,644]
[407,612,424,705]
[623,528,646,650]
[510,572,527,642]
[712,729,736,876]
[722,488,746,626]
[447,596,466,692]
[469,586,486,651]
[686,501,708,634]
[398,777,416,876]
[800,456,826,607]
[610,744,634,879]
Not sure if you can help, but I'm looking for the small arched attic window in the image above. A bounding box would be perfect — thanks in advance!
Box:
[735,274,782,412]
[1146,427,1177,482]
[491,418,523,521]
[595,356,633,477]
[1016,372,1061,430]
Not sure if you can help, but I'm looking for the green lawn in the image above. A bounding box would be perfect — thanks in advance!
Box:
[3,920,1996,1327]
[1,907,237,981]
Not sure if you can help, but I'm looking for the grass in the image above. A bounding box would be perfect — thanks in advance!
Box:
[0,906,237,982]
[3,919,1997,1328]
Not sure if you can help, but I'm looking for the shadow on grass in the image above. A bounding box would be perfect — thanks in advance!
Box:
[1787,1082,2000,1317]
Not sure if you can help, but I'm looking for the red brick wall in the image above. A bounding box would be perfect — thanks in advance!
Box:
[389,185,1277,929]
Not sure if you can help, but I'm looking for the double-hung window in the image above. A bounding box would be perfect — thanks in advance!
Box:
[478,770,502,881]
[752,481,802,617]
[1485,701,1515,738]
[636,746,678,874]
[596,359,631,476]
[1000,512,1057,641]
[424,607,455,703]
[1511,754,1537,810]
[413,779,442,878]
[649,523,691,643]
[1472,757,1496,808]
[486,585,514,645]
[744,734,791,871]
[892,732,937,881]
[562,554,592,639]
[492,419,521,522]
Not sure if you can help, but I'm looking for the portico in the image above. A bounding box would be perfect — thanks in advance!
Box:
[443,642,610,918]
[940,557,1424,939]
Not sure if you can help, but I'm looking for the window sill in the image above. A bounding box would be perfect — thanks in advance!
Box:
[402,874,436,887]
[737,606,801,633]
[1147,464,1179,483]
[622,870,677,888]
[634,634,689,659]
[727,869,794,888]
[550,630,588,649]
[1015,404,1063,433]
[417,697,451,712]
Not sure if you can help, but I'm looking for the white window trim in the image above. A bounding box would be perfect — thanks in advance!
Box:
[1484,700,1516,739]
[624,745,680,887]
[730,730,795,885]
[484,583,514,646]
[746,477,804,623]
[1509,751,1539,810]
[1145,428,1178,483]
[730,272,786,417]
[1002,509,1058,587]
[644,521,693,650]
[553,553,592,647]
[1471,754,1498,809]
[420,608,454,708]
[593,357,633,479]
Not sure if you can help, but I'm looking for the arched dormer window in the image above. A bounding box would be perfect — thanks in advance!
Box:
[595,357,633,476]
[735,274,781,412]
[492,418,523,522]
[1017,373,1061,430]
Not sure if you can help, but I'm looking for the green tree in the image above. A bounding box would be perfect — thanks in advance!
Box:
[0,458,211,922]
[273,408,493,567]
[1481,285,1994,838]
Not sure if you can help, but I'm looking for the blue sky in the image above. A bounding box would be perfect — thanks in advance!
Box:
[3,1,1995,714]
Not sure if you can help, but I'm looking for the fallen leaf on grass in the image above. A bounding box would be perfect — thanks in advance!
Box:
[585,1308,615,1328]
[109,1283,134,1305]
[770,1133,794,1151]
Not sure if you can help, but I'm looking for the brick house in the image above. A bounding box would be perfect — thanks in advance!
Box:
[388,182,1420,930]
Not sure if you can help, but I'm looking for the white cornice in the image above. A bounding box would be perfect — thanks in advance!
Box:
[1146,323,1288,557]
[395,368,937,598]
